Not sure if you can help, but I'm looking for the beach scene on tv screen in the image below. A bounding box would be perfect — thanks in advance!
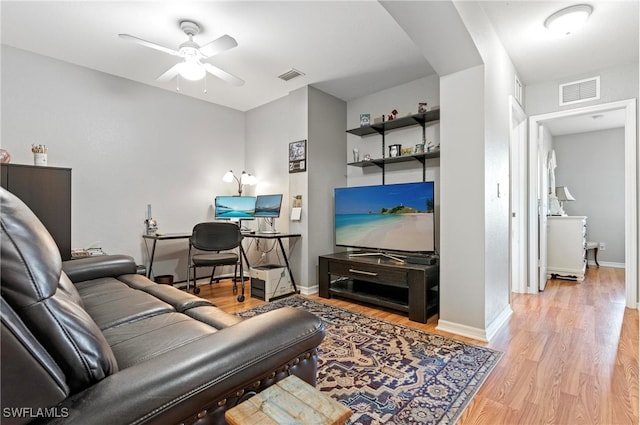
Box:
[335,183,435,252]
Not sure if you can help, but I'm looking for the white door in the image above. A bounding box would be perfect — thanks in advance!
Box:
[539,145,549,291]
[509,97,527,293]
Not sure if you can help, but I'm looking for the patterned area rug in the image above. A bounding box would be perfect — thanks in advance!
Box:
[237,296,502,425]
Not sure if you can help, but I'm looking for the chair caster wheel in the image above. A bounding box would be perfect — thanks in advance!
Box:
[237,294,245,302]
[193,287,200,295]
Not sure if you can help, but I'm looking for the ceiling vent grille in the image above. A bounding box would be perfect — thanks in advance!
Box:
[278,68,305,82]
[559,76,600,106]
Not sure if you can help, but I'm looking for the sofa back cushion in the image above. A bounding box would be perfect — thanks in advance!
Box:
[0,187,118,393]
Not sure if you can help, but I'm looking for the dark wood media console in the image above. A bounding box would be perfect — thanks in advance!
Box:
[318,252,439,323]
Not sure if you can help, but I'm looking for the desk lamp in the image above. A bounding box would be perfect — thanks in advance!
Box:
[223,170,256,195]
[555,186,575,216]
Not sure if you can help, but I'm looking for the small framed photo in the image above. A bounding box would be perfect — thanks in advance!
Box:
[360,113,370,127]
[289,140,307,173]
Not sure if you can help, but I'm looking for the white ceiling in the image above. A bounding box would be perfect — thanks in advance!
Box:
[543,107,627,136]
[480,0,638,85]
[1,1,638,113]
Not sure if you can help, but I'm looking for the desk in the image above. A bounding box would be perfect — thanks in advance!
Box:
[142,233,190,279]
[142,232,301,293]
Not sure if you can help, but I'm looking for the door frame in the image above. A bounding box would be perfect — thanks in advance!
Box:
[528,99,637,307]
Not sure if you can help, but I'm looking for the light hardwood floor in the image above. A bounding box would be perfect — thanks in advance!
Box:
[195,265,638,425]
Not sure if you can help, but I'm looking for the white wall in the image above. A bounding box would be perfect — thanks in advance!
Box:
[1,46,245,280]
[445,0,515,337]
[554,128,626,265]
[439,65,487,331]
[525,63,639,116]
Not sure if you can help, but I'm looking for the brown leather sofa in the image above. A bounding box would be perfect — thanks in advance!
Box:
[0,187,325,425]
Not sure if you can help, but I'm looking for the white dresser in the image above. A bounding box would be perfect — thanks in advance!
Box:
[546,216,587,282]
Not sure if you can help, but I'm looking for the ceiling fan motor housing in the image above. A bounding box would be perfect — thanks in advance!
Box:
[180,21,200,37]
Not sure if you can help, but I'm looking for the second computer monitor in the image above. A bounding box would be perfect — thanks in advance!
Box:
[254,194,283,218]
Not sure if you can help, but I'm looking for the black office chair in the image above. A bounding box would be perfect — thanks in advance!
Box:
[187,222,246,302]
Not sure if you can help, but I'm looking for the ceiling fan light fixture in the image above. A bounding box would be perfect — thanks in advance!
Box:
[544,4,593,35]
[178,60,206,81]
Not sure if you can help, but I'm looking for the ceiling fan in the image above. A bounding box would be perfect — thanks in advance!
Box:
[119,21,244,86]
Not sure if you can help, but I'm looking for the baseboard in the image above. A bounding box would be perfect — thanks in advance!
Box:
[485,305,513,341]
[436,320,490,342]
[436,304,512,343]
[587,260,625,268]
[299,284,318,296]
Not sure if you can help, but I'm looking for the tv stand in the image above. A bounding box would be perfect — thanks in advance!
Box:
[319,252,439,323]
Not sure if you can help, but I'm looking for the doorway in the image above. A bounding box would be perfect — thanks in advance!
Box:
[528,99,637,308]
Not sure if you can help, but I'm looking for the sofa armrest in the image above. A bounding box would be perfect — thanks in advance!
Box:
[47,307,325,425]
[62,255,138,283]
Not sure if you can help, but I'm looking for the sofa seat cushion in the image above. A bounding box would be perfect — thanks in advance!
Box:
[77,278,175,330]
[184,305,244,329]
[118,274,213,312]
[102,312,216,369]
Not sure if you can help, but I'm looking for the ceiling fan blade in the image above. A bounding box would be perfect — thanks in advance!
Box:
[203,63,245,86]
[156,63,182,82]
[199,35,238,58]
[118,34,180,57]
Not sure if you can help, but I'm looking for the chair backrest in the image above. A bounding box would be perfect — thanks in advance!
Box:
[191,222,243,252]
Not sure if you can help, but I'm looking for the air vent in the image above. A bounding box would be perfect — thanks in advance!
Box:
[559,76,600,106]
[278,68,305,82]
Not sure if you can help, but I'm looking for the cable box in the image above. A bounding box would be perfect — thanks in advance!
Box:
[405,256,438,266]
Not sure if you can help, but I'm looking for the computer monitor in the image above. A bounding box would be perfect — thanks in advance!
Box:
[255,194,283,218]
[214,196,256,220]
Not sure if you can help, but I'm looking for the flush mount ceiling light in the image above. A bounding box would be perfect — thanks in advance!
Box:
[544,4,593,35]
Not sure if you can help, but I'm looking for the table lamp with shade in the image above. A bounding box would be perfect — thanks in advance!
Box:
[549,185,575,216]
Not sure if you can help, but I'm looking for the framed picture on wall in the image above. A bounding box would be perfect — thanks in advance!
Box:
[289,140,306,173]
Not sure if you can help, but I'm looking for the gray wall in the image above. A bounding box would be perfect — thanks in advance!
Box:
[1,46,246,280]
[554,128,626,265]
[245,86,347,293]
[307,87,347,291]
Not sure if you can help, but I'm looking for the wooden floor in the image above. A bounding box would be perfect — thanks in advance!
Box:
[194,266,638,425]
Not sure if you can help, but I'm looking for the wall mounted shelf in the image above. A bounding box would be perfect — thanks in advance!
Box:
[347,110,440,137]
[347,151,440,168]
[347,109,440,184]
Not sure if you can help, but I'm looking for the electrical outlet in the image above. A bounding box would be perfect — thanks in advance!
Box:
[599,242,606,251]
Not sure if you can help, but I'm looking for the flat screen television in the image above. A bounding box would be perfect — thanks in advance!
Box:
[255,194,283,218]
[214,196,256,220]
[334,181,435,253]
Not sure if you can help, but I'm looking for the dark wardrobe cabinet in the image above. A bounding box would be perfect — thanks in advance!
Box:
[1,164,72,260]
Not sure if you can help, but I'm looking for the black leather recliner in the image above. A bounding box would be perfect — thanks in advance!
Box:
[0,187,325,424]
